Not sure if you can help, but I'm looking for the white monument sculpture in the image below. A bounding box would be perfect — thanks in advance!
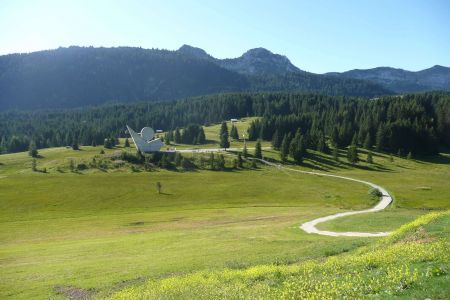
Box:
[126,125,163,153]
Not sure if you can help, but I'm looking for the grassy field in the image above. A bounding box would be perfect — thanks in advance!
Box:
[106,211,450,299]
[1,119,449,299]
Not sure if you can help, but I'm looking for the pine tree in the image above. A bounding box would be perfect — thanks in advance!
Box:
[367,151,373,164]
[230,125,239,140]
[290,130,305,164]
[28,141,38,158]
[271,130,281,150]
[254,140,262,159]
[363,133,372,149]
[280,134,291,162]
[243,143,248,158]
[219,122,230,149]
[124,138,130,147]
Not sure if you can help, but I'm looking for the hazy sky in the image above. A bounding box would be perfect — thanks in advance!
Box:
[1,0,449,73]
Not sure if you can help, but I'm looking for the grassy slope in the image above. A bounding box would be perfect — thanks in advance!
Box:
[106,211,450,299]
[1,119,449,299]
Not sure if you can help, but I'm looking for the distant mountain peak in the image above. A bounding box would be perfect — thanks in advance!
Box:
[177,44,214,61]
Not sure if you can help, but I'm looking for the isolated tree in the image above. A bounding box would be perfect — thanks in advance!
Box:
[28,141,38,158]
[69,159,75,172]
[156,182,162,194]
[219,122,230,149]
[389,154,394,163]
[347,145,358,164]
[230,125,239,140]
[124,138,130,147]
[254,140,262,159]
[367,151,373,164]
[280,133,291,162]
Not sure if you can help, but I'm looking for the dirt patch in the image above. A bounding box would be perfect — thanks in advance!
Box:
[54,285,96,300]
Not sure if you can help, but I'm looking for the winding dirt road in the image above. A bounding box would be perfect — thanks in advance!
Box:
[251,158,393,237]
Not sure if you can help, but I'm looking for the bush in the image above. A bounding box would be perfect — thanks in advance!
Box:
[368,188,382,199]
[77,163,88,170]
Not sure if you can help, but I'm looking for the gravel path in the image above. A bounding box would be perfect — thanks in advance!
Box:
[251,158,393,237]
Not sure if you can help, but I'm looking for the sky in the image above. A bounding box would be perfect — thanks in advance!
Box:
[0,0,449,73]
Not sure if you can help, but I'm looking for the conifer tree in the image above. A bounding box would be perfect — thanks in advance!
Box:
[28,141,38,158]
[230,125,239,140]
[254,140,262,159]
[124,138,130,147]
[280,133,291,162]
[219,122,230,149]
[347,145,358,164]
[363,133,372,150]
[243,143,248,158]
[375,124,386,151]
[271,130,281,150]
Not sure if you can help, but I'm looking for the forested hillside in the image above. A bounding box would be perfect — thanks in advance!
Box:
[1,92,448,156]
[0,46,391,110]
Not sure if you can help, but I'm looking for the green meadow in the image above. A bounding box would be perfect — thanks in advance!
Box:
[1,120,449,299]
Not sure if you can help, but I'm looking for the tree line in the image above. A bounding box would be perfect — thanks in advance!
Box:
[0,92,448,156]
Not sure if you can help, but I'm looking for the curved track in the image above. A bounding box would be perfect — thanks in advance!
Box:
[251,158,393,237]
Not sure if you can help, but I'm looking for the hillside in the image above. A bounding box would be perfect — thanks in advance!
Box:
[328,65,450,93]
[0,46,392,111]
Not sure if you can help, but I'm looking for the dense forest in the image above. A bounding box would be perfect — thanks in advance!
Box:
[0,46,391,111]
[0,92,449,156]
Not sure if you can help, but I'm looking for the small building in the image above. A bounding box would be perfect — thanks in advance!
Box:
[231,118,238,123]
[156,129,163,133]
